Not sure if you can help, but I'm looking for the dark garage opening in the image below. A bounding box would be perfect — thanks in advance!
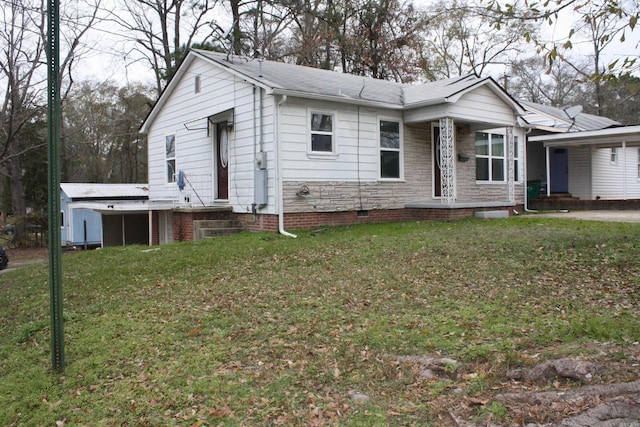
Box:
[102,214,149,246]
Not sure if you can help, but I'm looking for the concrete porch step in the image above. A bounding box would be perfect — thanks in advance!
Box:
[193,219,242,239]
[201,227,243,238]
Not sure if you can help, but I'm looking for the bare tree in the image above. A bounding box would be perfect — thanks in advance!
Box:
[108,0,221,95]
[483,0,640,77]
[508,56,592,106]
[0,0,46,216]
[62,80,152,183]
[0,0,100,217]
[422,0,537,80]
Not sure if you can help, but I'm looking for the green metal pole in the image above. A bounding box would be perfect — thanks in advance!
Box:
[47,0,64,373]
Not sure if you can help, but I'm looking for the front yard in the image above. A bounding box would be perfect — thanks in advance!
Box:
[0,217,638,425]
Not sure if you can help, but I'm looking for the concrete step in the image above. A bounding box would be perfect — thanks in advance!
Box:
[201,227,243,238]
[193,219,242,239]
[194,219,239,228]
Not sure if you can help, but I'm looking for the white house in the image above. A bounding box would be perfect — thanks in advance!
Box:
[140,50,528,242]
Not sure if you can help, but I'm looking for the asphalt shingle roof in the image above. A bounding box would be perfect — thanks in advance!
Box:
[193,50,500,108]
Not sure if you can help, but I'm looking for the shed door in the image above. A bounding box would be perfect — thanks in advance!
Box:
[215,123,229,200]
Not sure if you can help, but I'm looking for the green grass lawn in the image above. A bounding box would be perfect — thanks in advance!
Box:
[1,217,638,426]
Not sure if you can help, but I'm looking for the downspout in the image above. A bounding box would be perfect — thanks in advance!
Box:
[276,95,296,238]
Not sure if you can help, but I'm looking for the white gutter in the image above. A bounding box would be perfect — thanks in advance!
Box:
[275,95,296,238]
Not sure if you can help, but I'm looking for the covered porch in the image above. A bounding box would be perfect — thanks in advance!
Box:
[529,126,640,201]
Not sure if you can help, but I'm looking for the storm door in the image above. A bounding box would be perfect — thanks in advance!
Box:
[433,126,442,197]
[215,122,229,200]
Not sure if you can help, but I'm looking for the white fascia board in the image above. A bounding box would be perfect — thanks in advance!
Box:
[269,88,405,110]
[530,126,640,146]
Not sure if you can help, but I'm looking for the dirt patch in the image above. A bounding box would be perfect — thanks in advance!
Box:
[390,341,640,426]
[0,247,49,273]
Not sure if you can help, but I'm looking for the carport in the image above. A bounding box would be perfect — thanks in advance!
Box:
[95,204,151,247]
[529,126,640,200]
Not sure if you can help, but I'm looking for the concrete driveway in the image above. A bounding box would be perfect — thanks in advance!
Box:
[530,210,640,223]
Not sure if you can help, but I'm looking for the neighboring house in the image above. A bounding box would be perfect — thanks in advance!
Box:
[522,101,640,201]
[61,183,149,247]
[140,50,528,242]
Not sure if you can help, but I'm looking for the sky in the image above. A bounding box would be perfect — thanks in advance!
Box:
[74,0,640,86]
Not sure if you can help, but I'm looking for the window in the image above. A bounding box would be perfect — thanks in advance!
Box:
[611,147,618,165]
[512,136,519,182]
[380,120,401,179]
[475,132,505,182]
[194,75,201,93]
[310,112,334,153]
[166,134,176,183]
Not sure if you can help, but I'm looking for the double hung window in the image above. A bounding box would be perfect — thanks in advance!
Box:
[166,134,176,183]
[310,112,334,153]
[380,120,401,179]
[476,132,505,182]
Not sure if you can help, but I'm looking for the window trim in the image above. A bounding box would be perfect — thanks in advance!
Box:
[378,117,403,181]
[475,131,506,183]
[610,147,619,165]
[513,135,520,183]
[165,133,176,184]
[308,109,337,157]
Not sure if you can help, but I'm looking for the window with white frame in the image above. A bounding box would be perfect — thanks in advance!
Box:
[513,136,520,182]
[166,134,176,183]
[475,132,505,182]
[310,112,334,153]
[379,120,401,179]
[610,147,618,165]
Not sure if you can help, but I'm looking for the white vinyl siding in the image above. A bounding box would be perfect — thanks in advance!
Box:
[592,147,626,199]
[146,58,274,212]
[404,86,516,126]
[280,98,386,182]
[567,147,592,199]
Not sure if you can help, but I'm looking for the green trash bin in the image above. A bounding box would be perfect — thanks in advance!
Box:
[527,180,541,200]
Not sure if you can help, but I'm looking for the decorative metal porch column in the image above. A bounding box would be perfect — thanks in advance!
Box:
[439,117,456,204]
[507,127,515,203]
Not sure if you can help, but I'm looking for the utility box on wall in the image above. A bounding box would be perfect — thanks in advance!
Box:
[254,169,268,206]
